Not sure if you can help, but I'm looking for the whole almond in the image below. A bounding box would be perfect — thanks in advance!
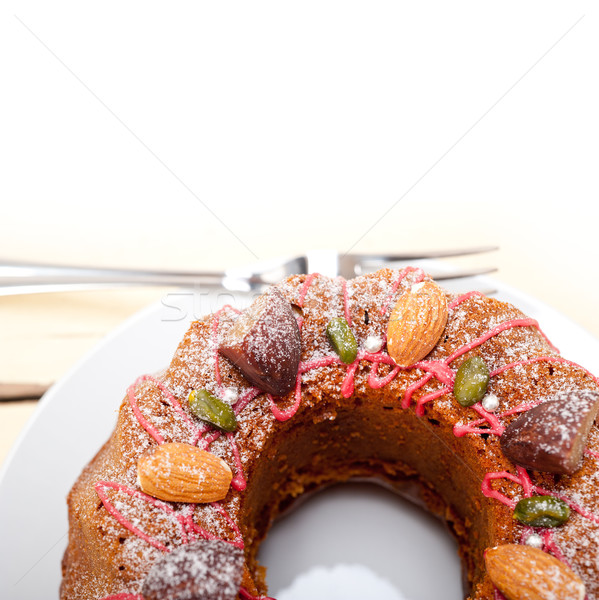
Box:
[485,544,585,600]
[137,442,232,503]
[386,280,448,367]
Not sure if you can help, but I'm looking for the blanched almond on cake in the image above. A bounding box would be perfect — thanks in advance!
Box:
[386,280,448,367]
[485,544,585,600]
[219,288,301,396]
[137,443,232,503]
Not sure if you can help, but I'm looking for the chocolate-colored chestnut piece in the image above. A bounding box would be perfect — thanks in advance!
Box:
[219,288,301,396]
[500,389,599,474]
[141,539,244,600]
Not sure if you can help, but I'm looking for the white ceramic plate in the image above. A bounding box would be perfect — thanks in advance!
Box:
[1,280,598,600]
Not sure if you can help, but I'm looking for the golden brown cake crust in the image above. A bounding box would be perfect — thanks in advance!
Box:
[61,268,599,600]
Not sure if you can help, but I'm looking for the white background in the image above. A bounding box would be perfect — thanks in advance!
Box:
[1,0,598,334]
[1,3,598,598]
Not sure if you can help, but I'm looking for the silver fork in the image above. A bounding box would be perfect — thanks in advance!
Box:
[0,247,497,296]
[0,247,497,401]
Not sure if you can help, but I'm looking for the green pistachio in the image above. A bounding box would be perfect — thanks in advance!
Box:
[513,495,570,528]
[326,317,358,364]
[188,389,237,433]
[453,356,490,407]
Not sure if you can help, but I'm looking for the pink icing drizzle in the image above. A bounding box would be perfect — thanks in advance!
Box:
[276,273,599,589]
[95,481,190,552]
[95,481,244,552]
[100,588,269,599]
[367,353,401,388]
[453,396,546,438]
[97,270,599,599]
[127,374,198,445]
[379,266,424,315]
[195,304,252,490]
[239,589,276,600]
[481,467,533,510]
[482,466,599,525]
[269,373,303,422]
[297,273,320,306]
[268,273,599,545]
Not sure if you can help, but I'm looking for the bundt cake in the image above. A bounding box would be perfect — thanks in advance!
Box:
[61,268,599,600]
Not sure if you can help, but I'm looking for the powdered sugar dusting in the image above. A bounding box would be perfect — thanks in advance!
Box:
[61,268,599,600]
[141,540,244,600]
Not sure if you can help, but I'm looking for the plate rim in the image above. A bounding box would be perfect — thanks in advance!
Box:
[1,275,598,598]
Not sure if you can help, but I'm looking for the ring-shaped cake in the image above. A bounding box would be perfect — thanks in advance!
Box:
[61,269,599,600]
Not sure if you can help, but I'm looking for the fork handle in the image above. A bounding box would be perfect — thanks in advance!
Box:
[0,262,225,295]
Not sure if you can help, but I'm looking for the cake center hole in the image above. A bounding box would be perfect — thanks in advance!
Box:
[258,482,462,600]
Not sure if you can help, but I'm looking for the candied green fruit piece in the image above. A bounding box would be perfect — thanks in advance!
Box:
[513,495,570,527]
[189,389,237,432]
[454,356,490,407]
[326,317,358,364]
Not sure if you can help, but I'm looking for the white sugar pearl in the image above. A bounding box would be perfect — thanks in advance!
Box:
[525,533,544,549]
[222,388,239,405]
[364,335,383,354]
[481,393,500,412]
[411,282,426,293]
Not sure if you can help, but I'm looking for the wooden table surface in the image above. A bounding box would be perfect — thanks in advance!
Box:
[2,238,598,471]
[0,288,166,466]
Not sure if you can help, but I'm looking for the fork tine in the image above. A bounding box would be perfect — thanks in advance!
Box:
[0,248,497,296]
[424,266,498,280]
[337,247,498,293]
[348,264,498,281]
[351,245,498,262]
